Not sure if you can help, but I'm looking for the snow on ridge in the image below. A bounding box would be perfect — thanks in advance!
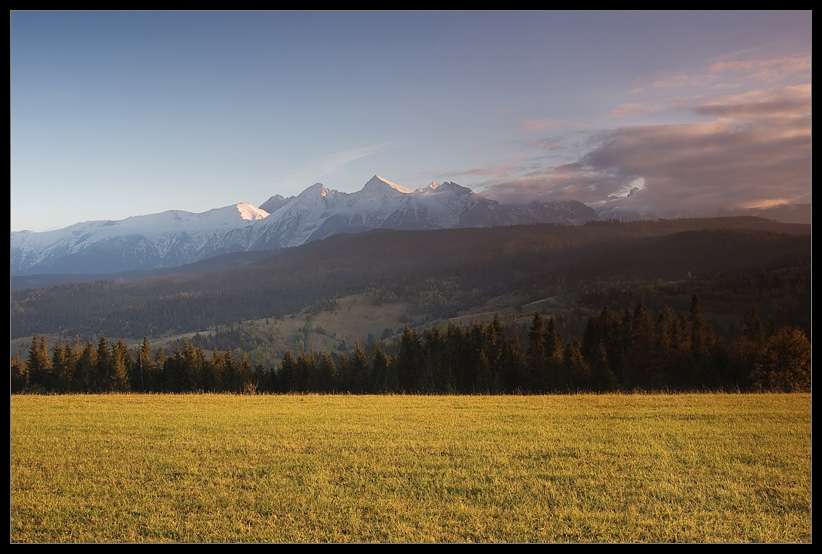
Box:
[236,202,269,221]
[368,175,414,194]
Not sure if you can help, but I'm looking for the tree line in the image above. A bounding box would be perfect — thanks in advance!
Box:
[10,296,810,395]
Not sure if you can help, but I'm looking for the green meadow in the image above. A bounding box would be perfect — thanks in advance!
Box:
[10,393,811,543]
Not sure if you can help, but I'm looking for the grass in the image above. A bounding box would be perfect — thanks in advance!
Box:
[10,393,812,543]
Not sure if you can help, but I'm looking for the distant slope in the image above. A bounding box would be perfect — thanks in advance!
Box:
[10,217,811,343]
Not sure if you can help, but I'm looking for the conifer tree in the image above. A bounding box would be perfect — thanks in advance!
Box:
[562,338,589,392]
[349,340,371,394]
[26,335,51,390]
[153,346,168,392]
[294,351,316,393]
[370,341,391,393]
[526,313,549,392]
[10,355,28,393]
[110,340,132,392]
[96,334,113,392]
[51,341,75,393]
[397,326,423,393]
[135,337,154,392]
[75,340,98,392]
[277,350,297,393]
[317,351,338,393]
[688,295,716,389]
[625,303,655,389]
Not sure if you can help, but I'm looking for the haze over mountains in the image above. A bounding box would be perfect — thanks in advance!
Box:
[10,175,810,277]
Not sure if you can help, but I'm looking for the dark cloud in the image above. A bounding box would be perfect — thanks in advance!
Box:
[482,82,811,215]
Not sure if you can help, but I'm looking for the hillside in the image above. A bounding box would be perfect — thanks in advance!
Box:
[10,217,811,365]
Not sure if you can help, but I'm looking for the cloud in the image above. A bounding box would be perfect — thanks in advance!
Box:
[609,103,665,118]
[275,142,396,188]
[707,55,811,83]
[480,56,811,216]
[517,118,589,133]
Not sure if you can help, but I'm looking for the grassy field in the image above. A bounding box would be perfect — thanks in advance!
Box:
[10,393,812,543]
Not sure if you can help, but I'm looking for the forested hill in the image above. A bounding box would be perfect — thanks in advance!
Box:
[10,217,811,345]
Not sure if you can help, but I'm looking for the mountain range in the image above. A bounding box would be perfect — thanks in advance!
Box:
[9,174,811,277]
[10,175,599,276]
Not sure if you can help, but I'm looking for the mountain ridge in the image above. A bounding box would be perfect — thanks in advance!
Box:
[10,175,599,276]
[10,174,811,276]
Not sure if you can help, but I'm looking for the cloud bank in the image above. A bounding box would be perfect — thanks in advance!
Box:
[481,56,811,217]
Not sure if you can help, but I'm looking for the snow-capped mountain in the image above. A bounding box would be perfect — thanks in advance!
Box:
[11,175,598,276]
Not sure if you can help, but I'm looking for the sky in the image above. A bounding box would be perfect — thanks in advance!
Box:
[10,10,812,232]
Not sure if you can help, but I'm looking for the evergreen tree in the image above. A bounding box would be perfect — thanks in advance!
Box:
[208,348,225,392]
[110,340,132,392]
[26,335,52,390]
[75,340,98,392]
[236,352,253,394]
[317,351,338,393]
[654,305,689,389]
[397,326,424,393]
[134,337,154,392]
[370,342,391,393]
[588,341,618,392]
[154,346,168,392]
[277,350,297,393]
[422,328,446,393]
[625,303,655,389]
[582,306,627,388]
[688,295,717,389]
[10,355,28,393]
[525,313,549,392]
[562,338,590,392]
[96,334,113,392]
[444,323,470,392]
[294,351,316,393]
[163,343,181,392]
[349,340,371,394]
[182,340,204,392]
[51,341,75,393]
[727,309,768,391]
[544,317,565,392]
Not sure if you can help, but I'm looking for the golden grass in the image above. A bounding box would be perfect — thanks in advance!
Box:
[10,393,811,543]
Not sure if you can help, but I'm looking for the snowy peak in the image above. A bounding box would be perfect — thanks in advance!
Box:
[299,182,330,197]
[10,175,605,276]
[236,203,269,221]
[363,175,413,195]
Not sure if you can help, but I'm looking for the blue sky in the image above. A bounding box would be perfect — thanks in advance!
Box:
[10,11,812,232]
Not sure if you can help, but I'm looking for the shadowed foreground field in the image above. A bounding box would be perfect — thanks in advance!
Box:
[10,393,811,543]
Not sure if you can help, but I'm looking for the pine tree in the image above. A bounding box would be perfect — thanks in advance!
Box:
[562,338,590,392]
[277,350,297,393]
[51,341,75,393]
[626,303,655,389]
[370,342,391,393]
[294,351,316,393]
[96,334,113,392]
[75,340,98,392]
[544,317,565,392]
[26,335,52,390]
[317,351,338,393]
[110,340,132,392]
[397,326,423,393]
[10,354,28,393]
[349,340,371,394]
[153,346,168,392]
[688,295,716,389]
[526,313,549,392]
[134,337,154,392]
